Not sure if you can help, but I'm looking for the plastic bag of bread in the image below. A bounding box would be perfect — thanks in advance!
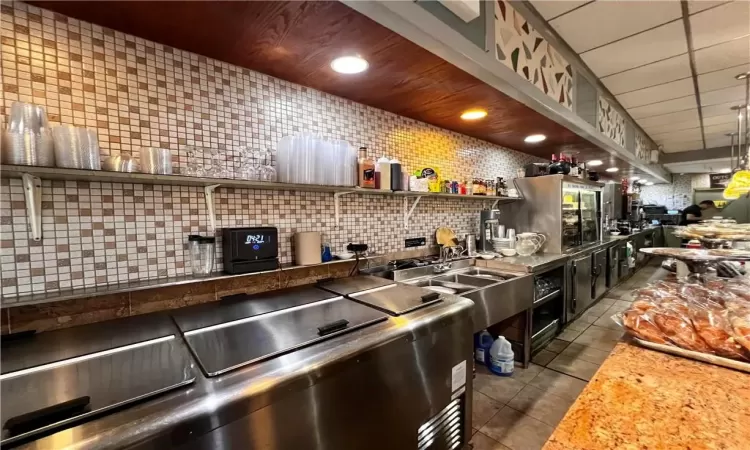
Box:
[612,309,668,345]
[729,309,750,354]
[688,297,747,360]
[651,304,713,353]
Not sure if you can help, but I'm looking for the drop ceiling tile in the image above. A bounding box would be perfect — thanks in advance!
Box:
[550,1,681,53]
[530,0,591,20]
[690,1,750,50]
[694,37,750,74]
[688,0,733,14]
[662,139,705,152]
[700,85,747,106]
[581,21,688,77]
[637,108,699,128]
[601,54,692,95]
[705,135,733,148]
[642,118,702,135]
[629,95,697,119]
[704,121,738,134]
[697,65,750,92]
[616,78,694,109]
[653,128,703,143]
[703,112,740,126]
[702,101,746,118]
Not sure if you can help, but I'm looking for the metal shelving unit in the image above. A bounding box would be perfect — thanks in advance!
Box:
[1,164,522,236]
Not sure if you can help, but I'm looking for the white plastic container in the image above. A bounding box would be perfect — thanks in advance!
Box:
[376,155,391,190]
[487,336,514,376]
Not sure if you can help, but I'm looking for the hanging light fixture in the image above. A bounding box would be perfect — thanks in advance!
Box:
[723,71,750,200]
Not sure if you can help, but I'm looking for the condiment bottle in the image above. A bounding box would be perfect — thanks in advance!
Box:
[358,157,375,188]
[376,155,391,190]
[390,157,402,190]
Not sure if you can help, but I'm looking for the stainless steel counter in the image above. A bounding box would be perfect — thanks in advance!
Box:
[479,254,569,274]
[2,279,475,450]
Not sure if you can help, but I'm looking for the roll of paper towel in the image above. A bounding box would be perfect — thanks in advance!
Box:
[294,231,322,266]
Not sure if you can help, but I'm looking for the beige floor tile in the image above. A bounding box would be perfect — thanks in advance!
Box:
[544,339,569,353]
[586,302,611,317]
[470,431,512,450]
[480,406,554,450]
[527,368,588,401]
[566,318,590,332]
[572,326,623,352]
[475,370,526,404]
[592,314,621,330]
[530,349,556,366]
[598,298,616,307]
[511,362,544,384]
[556,327,583,342]
[506,384,575,427]
[614,299,633,308]
[559,342,612,365]
[473,390,503,429]
[576,311,599,324]
[547,353,601,381]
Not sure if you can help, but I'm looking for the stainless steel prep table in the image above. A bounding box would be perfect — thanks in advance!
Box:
[3,282,475,450]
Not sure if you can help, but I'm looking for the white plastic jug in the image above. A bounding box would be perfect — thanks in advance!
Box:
[488,336,514,376]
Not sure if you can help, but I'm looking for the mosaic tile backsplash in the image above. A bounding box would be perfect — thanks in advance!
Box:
[0,2,543,300]
[639,174,692,210]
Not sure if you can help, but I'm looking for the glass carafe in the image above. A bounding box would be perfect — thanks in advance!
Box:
[515,233,546,256]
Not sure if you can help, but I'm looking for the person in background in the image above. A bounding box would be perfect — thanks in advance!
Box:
[680,200,715,225]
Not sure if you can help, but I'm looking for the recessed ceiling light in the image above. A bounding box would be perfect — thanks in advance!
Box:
[630,176,640,181]
[524,134,546,143]
[605,167,619,173]
[645,182,654,186]
[330,56,369,74]
[587,160,603,167]
[460,109,488,120]
[719,168,732,173]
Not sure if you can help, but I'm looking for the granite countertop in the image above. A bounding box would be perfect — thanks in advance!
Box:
[544,342,750,450]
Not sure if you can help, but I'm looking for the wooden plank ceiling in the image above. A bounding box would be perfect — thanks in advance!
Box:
[30,0,636,174]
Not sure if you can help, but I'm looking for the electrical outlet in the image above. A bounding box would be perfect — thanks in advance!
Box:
[405,237,426,248]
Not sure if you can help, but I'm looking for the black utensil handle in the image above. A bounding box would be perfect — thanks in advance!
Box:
[317,319,349,336]
[4,396,91,437]
[420,292,440,303]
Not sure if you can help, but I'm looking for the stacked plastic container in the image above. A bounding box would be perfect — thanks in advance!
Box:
[276,132,357,186]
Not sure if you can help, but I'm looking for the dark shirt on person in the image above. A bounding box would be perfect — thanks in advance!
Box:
[680,204,702,225]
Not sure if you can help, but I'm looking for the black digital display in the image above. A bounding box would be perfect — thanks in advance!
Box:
[245,235,266,245]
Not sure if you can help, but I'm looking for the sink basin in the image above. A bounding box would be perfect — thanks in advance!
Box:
[433,274,497,288]
[455,268,516,281]
[407,278,476,295]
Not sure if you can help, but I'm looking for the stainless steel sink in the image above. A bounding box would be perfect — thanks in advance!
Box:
[406,278,476,295]
[454,268,517,281]
[433,274,497,287]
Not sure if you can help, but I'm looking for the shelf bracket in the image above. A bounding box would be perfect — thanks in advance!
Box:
[21,173,42,241]
[403,195,422,229]
[333,191,354,227]
[204,184,220,233]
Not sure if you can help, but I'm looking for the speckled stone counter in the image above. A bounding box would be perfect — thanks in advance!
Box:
[544,342,750,450]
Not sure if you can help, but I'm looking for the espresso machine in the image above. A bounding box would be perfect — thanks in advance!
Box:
[479,209,500,252]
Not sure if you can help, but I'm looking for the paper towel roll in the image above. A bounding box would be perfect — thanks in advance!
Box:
[294,231,322,266]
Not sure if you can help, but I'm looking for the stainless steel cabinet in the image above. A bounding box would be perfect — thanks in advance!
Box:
[606,245,619,288]
[569,255,592,317]
[592,250,607,299]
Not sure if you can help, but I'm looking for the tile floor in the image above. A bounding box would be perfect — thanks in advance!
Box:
[470,261,667,450]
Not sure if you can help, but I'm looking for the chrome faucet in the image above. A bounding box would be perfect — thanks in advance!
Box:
[433,246,454,273]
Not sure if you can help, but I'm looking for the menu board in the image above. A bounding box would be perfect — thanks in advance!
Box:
[710,173,731,188]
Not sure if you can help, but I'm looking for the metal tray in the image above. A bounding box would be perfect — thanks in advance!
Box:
[640,247,750,262]
[633,338,750,374]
